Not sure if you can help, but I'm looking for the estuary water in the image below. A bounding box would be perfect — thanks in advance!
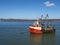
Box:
[0,22,60,45]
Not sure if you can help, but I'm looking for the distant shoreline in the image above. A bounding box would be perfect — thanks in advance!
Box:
[0,19,60,22]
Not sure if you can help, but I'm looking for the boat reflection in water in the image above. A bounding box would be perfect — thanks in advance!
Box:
[30,33,55,45]
[30,33,42,45]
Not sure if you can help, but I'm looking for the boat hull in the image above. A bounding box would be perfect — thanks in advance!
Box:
[29,26,55,34]
[29,27,43,34]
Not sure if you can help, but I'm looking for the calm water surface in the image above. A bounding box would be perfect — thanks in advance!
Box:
[0,22,60,45]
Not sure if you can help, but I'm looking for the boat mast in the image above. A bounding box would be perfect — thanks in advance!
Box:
[41,15,43,23]
[45,14,49,26]
[36,16,39,24]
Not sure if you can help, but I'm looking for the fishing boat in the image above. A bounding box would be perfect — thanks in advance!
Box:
[29,21,43,33]
[29,14,55,34]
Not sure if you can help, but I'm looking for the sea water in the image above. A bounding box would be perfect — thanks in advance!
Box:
[0,22,60,45]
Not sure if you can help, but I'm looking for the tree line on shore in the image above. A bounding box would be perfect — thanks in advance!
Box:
[0,19,60,22]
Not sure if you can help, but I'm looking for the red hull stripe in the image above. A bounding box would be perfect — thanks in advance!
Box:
[29,28,43,34]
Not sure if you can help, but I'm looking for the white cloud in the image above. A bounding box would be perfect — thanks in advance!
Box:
[44,1,55,7]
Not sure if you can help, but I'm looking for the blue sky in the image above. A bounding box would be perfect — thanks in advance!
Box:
[0,0,60,19]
